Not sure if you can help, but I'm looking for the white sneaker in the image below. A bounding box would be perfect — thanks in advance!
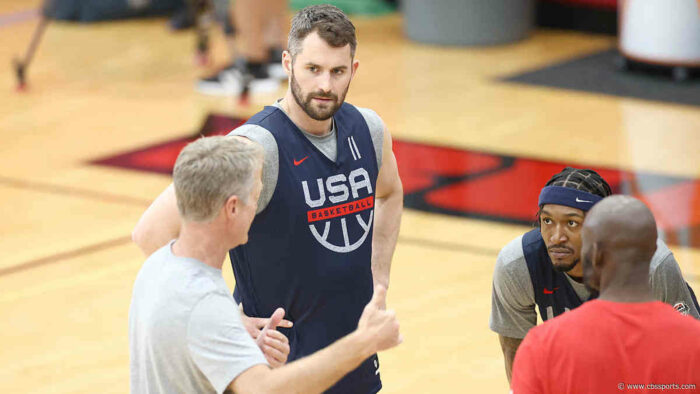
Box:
[197,65,280,96]
[197,67,246,96]
[249,76,281,93]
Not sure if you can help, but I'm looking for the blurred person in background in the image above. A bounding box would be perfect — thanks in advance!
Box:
[197,0,289,96]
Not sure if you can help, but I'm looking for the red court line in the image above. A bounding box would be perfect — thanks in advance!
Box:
[0,236,133,277]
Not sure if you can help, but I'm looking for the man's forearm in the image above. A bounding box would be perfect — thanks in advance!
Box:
[499,335,523,383]
[271,331,374,393]
[132,184,181,256]
[371,192,403,289]
[133,222,179,256]
[232,285,400,393]
[235,330,375,394]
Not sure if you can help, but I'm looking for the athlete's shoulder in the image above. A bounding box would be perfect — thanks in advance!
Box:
[227,123,279,214]
[228,124,278,155]
[649,237,674,272]
[494,234,529,282]
[344,104,385,167]
[497,234,526,267]
[229,122,273,136]
[246,105,284,124]
[350,104,382,128]
[652,302,700,333]
[354,104,384,124]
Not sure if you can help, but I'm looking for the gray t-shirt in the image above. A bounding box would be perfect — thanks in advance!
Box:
[129,241,268,394]
[229,101,385,213]
[490,235,700,339]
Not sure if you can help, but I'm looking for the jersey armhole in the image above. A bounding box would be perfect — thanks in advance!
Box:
[230,125,280,216]
[356,106,384,170]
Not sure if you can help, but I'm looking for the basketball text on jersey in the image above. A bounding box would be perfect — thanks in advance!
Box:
[301,167,374,253]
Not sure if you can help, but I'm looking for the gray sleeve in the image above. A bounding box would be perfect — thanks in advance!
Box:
[188,293,268,394]
[649,239,700,319]
[228,124,279,214]
[356,107,384,169]
[489,236,538,339]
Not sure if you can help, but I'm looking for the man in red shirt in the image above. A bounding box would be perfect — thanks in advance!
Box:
[511,195,700,393]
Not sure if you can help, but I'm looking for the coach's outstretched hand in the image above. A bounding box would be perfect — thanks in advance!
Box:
[357,285,403,353]
[255,308,290,368]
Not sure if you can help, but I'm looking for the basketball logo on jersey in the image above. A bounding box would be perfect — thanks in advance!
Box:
[673,302,690,315]
[302,167,374,253]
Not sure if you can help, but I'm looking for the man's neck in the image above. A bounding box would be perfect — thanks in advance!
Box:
[565,260,583,282]
[172,225,228,270]
[598,286,655,303]
[598,267,655,303]
[280,93,333,136]
[565,272,583,283]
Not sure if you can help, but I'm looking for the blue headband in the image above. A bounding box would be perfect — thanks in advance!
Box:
[538,186,603,212]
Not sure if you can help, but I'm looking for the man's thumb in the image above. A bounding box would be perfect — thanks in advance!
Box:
[264,307,285,331]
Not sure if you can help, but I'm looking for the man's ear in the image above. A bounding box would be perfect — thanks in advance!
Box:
[224,195,239,219]
[592,242,604,271]
[351,58,359,77]
[282,50,293,77]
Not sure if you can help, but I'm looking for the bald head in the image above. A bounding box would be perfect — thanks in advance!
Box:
[581,195,658,296]
[584,195,657,257]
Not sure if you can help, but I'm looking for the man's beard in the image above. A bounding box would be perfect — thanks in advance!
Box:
[548,244,578,273]
[290,70,349,121]
[552,258,579,273]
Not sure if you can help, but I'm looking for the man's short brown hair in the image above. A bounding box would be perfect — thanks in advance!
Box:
[288,4,357,59]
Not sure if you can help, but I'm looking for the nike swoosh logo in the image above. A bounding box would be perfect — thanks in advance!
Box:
[293,156,309,166]
[543,287,559,294]
[576,197,593,203]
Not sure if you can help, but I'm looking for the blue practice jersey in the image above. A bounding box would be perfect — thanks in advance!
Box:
[230,103,381,393]
[522,229,594,321]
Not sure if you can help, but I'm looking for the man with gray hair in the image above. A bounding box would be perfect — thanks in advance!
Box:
[129,136,402,394]
[133,5,403,393]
